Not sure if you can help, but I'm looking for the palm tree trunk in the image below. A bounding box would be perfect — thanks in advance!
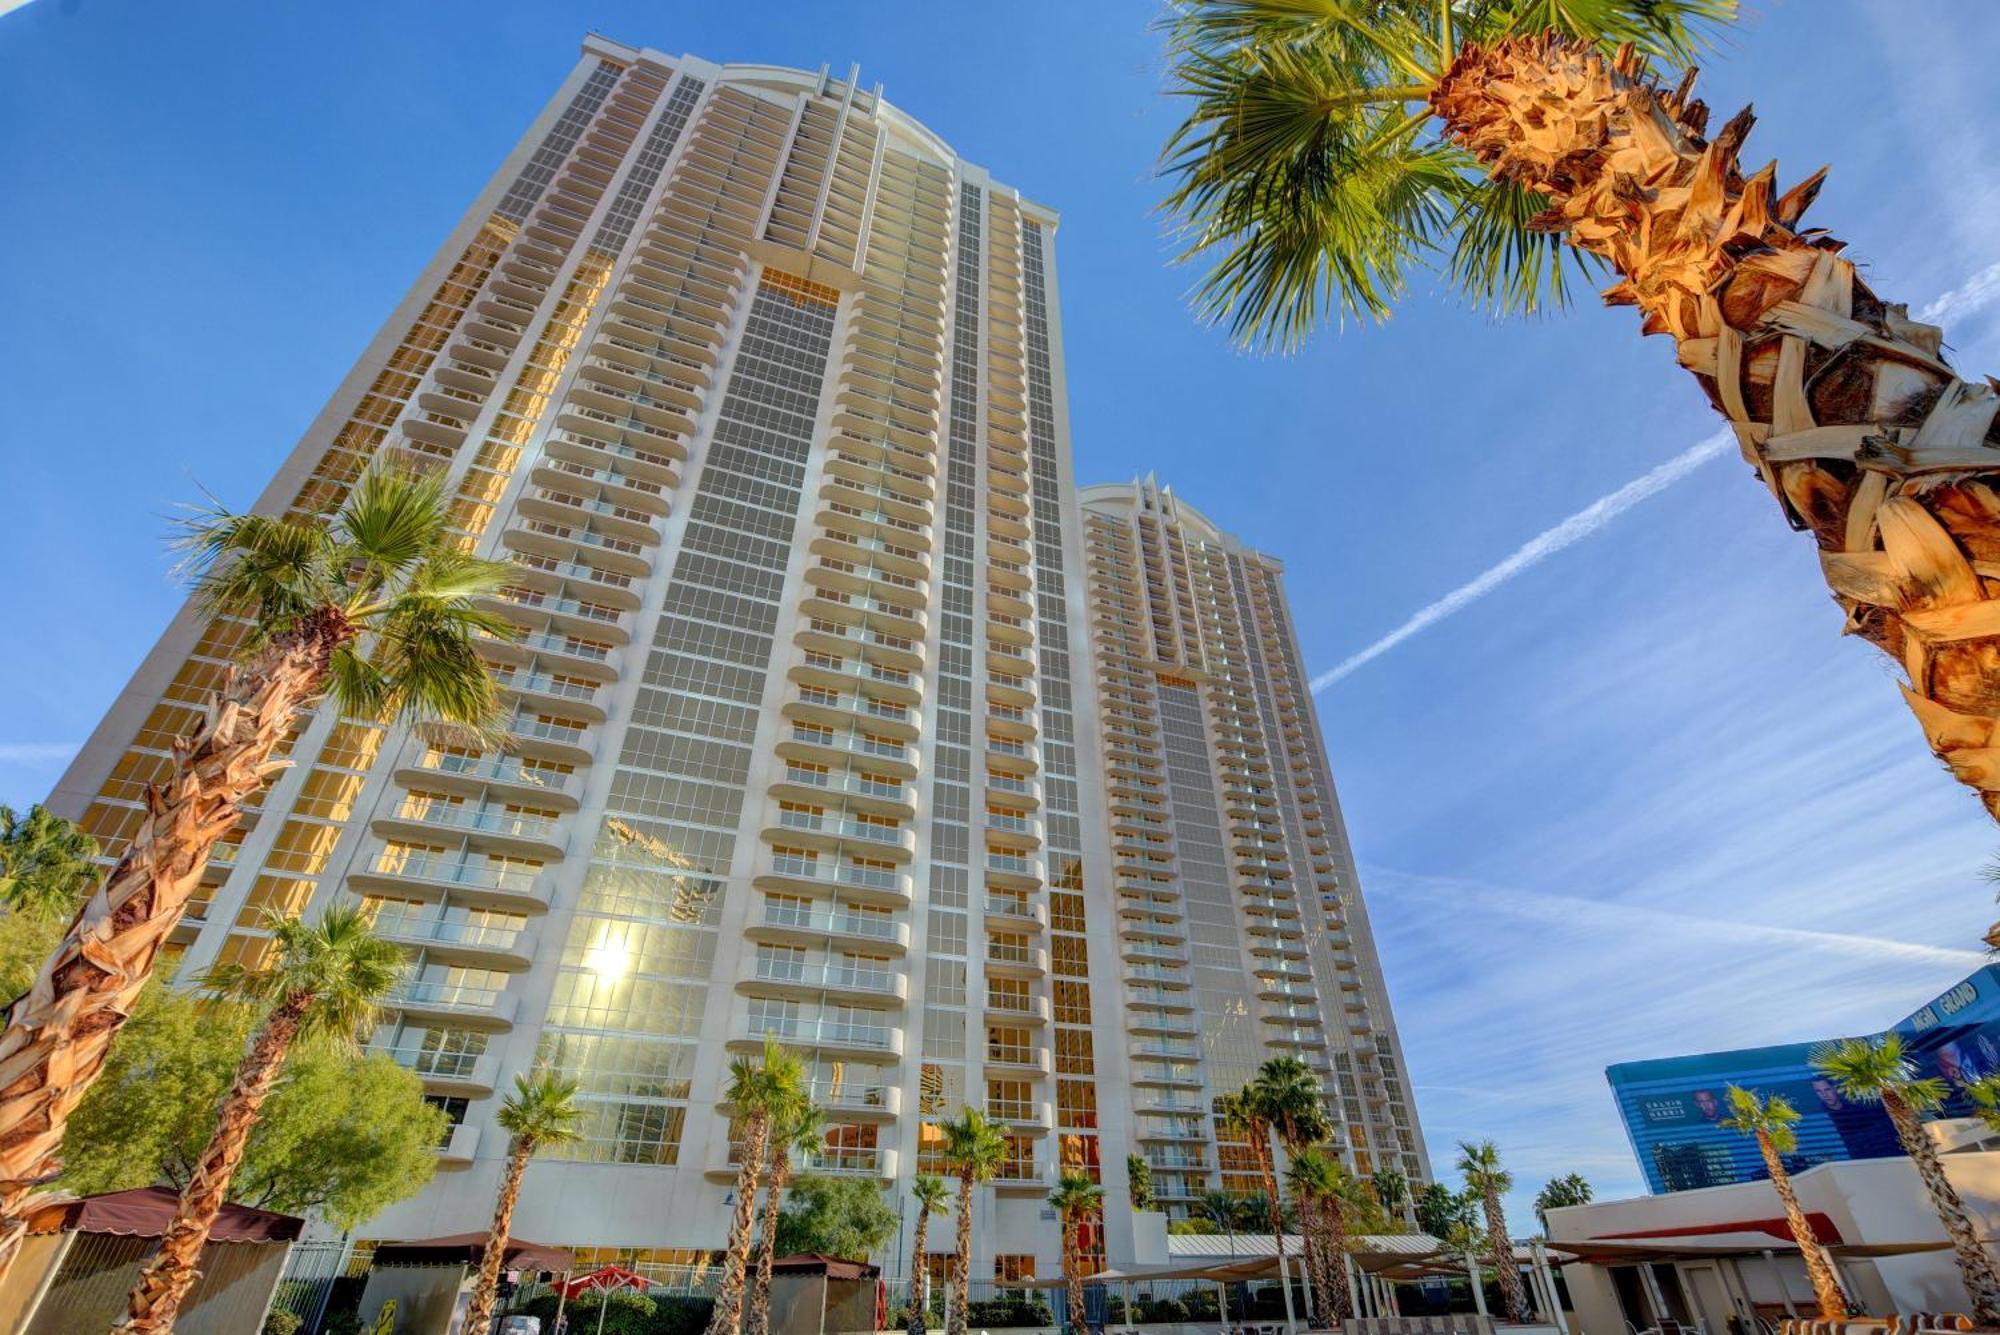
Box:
[0,619,346,1274]
[464,1141,534,1335]
[1295,1191,1325,1327]
[1321,1192,1354,1325]
[116,994,310,1333]
[1882,1091,2000,1324]
[948,1168,974,1335]
[1480,1189,1528,1324]
[706,1111,769,1335]
[1062,1216,1087,1335]
[1752,1130,1844,1318]
[906,1203,932,1335]
[1433,39,2000,883]
[1252,1136,1292,1322]
[745,1150,792,1335]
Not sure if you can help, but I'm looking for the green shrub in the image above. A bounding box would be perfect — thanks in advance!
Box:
[261,1311,303,1335]
[965,1295,1054,1327]
[514,1291,712,1335]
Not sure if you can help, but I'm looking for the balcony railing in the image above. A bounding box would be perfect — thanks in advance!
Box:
[752,960,902,995]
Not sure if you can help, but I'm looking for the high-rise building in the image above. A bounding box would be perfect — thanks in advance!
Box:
[1079,479,1429,1208]
[50,35,1424,1275]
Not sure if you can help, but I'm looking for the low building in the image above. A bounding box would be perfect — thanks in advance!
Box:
[1609,965,2000,1193]
[1546,1148,2000,1334]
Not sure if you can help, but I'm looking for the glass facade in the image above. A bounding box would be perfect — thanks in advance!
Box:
[1610,964,2000,1193]
[53,39,1425,1271]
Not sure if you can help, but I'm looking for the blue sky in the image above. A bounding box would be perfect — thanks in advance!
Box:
[5,1,2000,1222]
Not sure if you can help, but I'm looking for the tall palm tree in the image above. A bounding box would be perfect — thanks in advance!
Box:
[117,905,403,1333]
[1251,1058,1333,1321]
[1286,1147,1352,1326]
[1049,1171,1105,1335]
[0,804,98,919]
[1219,1089,1296,1330]
[464,1072,584,1335]
[1716,1086,1843,1319]
[1159,2,2000,879]
[1817,1036,2000,1323]
[708,1037,805,1335]
[906,1175,952,1335]
[939,1107,1006,1335]
[747,1099,823,1335]
[1455,1140,1528,1324]
[0,462,511,1268]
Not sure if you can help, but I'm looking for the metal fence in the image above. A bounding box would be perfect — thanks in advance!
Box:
[269,1239,352,1333]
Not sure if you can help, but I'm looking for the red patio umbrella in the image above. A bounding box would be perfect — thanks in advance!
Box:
[553,1265,652,1335]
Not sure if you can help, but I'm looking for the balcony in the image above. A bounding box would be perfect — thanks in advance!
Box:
[802,1145,900,1179]
[983,895,1046,931]
[746,958,909,1003]
[503,517,653,578]
[375,1043,500,1097]
[396,747,582,808]
[984,992,1051,1025]
[749,902,910,954]
[386,980,520,1030]
[811,1081,902,1121]
[768,809,918,861]
[352,848,550,910]
[436,1121,483,1166]
[983,943,1049,979]
[755,851,914,908]
[372,910,536,968]
[991,1161,1049,1194]
[985,1099,1054,1132]
[373,801,567,858]
[777,725,919,778]
[734,1013,904,1061]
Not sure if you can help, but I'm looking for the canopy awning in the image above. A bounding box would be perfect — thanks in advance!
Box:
[371,1232,574,1272]
[26,1188,301,1244]
[770,1254,880,1281]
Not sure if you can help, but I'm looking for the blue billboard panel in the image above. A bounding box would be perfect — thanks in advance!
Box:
[1608,965,2000,1193]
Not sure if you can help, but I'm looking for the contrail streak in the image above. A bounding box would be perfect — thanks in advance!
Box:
[1920,258,2000,324]
[1311,428,1734,691]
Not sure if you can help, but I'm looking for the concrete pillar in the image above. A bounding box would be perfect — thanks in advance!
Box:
[1762,1250,1797,1320]
[1467,1251,1489,1320]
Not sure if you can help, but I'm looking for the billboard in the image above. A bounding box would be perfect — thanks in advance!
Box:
[1608,964,2000,1193]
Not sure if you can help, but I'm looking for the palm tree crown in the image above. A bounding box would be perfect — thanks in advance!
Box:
[1718,1085,1802,1152]
[202,904,404,1040]
[179,460,517,732]
[942,1106,1008,1179]
[1249,1056,1330,1149]
[1455,1139,1512,1197]
[726,1035,807,1119]
[1813,1035,1949,1113]
[1160,0,1731,342]
[497,1071,585,1151]
[912,1174,953,1216]
[1049,1171,1105,1218]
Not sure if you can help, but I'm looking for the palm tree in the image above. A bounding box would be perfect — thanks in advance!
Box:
[708,1037,806,1335]
[906,1175,952,1335]
[1455,1140,1528,1324]
[1219,1089,1296,1330]
[1234,1060,1329,1326]
[1126,1152,1155,1211]
[1200,1188,1241,1252]
[939,1107,1006,1335]
[1049,1171,1105,1335]
[1716,1086,1843,1319]
[1817,1036,2000,1323]
[117,905,403,1332]
[0,804,98,918]
[464,1072,584,1335]
[0,462,511,1267]
[1286,1147,1353,1326]
[1159,2,2000,869]
[747,1099,823,1335]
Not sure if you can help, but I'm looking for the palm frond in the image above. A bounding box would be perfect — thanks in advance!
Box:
[1159,0,1735,345]
[173,505,339,632]
[1444,173,1600,314]
[333,458,453,593]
